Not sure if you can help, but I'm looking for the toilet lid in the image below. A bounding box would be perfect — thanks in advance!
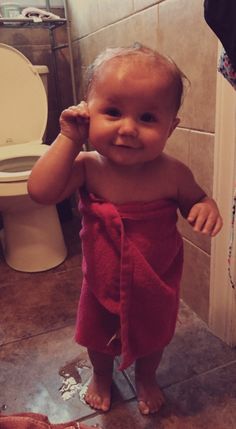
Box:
[0,43,47,147]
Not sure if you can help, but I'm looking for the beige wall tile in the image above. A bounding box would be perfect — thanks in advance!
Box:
[164,127,190,166]
[69,0,100,39]
[76,37,100,71]
[98,0,133,27]
[157,0,218,132]
[181,240,210,323]
[76,6,159,69]
[189,131,214,197]
[134,0,160,11]
[178,215,211,254]
[109,7,159,50]
[68,0,134,39]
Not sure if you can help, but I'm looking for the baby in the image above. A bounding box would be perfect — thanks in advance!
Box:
[28,45,223,416]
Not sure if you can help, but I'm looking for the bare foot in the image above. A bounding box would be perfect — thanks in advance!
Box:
[84,371,112,412]
[135,373,165,415]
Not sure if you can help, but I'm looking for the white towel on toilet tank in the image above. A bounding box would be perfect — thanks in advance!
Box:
[20,7,60,22]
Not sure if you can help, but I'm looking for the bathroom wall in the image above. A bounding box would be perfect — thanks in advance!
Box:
[0,4,73,143]
[66,0,218,323]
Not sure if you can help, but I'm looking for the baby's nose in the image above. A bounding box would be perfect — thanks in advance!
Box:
[118,117,138,137]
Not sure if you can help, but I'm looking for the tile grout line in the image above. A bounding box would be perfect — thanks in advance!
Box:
[0,323,76,348]
[162,359,236,391]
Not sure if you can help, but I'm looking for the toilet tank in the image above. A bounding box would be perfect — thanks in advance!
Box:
[33,65,49,95]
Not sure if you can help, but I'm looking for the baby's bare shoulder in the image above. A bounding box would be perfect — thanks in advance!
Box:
[161,153,192,178]
[77,150,101,163]
[75,150,100,168]
[76,150,96,161]
[76,151,108,188]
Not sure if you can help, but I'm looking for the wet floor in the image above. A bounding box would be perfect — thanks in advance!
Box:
[0,215,236,429]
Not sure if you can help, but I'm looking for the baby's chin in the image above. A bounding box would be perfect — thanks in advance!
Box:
[94,146,162,168]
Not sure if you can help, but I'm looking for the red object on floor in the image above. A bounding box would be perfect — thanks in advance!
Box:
[0,412,78,429]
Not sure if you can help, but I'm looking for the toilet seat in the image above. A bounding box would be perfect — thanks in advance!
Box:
[0,43,48,182]
[0,142,49,183]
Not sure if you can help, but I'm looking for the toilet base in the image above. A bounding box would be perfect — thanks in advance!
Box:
[1,204,67,272]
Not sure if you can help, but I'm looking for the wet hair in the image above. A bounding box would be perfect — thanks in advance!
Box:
[84,43,190,113]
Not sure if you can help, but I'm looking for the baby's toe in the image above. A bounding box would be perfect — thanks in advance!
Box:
[101,398,110,412]
[138,400,150,415]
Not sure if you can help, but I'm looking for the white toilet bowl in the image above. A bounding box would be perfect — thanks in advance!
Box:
[0,43,67,272]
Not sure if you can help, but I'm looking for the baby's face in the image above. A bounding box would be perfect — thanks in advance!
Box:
[87,57,179,167]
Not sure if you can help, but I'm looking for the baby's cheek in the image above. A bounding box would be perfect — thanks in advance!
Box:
[89,118,106,140]
[87,118,97,141]
[88,125,103,150]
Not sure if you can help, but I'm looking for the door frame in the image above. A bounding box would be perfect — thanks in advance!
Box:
[209,43,236,346]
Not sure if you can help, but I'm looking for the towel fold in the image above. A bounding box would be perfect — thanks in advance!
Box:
[75,188,183,369]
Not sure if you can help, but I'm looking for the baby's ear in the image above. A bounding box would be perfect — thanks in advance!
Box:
[168,117,180,137]
[77,101,90,118]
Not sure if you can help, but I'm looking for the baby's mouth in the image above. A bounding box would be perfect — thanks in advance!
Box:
[116,145,133,149]
[113,142,139,150]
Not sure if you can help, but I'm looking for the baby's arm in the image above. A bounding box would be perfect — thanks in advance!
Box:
[28,102,89,205]
[176,162,223,237]
[187,196,223,237]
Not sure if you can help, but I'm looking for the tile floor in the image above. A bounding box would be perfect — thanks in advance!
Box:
[1,215,236,429]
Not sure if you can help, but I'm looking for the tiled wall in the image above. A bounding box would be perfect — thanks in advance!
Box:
[67,0,218,323]
[0,6,73,143]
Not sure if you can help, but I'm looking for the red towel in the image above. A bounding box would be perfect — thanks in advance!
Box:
[0,413,78,428]
[75,188,183,370]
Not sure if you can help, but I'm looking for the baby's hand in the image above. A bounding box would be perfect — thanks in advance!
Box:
[59,101,90,145]
[187,197,223,237]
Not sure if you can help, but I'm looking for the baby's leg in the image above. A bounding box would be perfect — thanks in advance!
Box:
[85,349,114,412]
[135,349,165,415]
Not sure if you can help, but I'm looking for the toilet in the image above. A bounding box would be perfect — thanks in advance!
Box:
[0,43,67,272]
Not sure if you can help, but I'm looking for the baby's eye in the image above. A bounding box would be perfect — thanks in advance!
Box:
[105,107,121,117]
[140,112,156,123]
